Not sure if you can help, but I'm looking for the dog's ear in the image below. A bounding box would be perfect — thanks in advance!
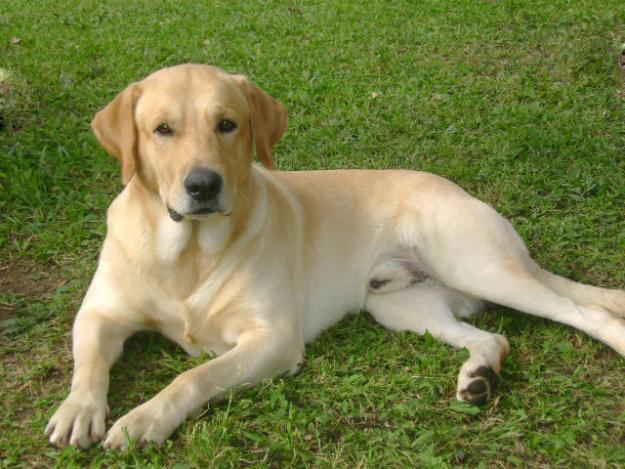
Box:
[91,84,142,185]
[234,76,287,169]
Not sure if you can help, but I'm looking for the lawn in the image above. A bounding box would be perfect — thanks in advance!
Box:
[2,0,625,467]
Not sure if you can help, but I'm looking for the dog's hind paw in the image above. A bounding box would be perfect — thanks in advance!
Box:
[457,365,497,405]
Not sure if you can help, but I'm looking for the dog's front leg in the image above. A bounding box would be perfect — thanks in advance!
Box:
[104,325,302,450]
[45,310,134,447]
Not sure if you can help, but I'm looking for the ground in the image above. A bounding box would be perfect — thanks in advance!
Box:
[2,0,625,467]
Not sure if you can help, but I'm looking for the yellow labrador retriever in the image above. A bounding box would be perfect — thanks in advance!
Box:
[46,64,625,449]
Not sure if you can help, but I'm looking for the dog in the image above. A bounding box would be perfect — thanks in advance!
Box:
[45,64,625,449]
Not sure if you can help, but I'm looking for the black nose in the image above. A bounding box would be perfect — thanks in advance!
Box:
[184,168,223,202]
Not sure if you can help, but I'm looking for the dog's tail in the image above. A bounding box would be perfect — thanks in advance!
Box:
[536,267,625,317]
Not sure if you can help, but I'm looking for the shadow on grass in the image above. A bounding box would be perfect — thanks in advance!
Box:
[107,332,188,418]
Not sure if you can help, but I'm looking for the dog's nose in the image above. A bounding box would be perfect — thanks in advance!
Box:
[184,168,223,202]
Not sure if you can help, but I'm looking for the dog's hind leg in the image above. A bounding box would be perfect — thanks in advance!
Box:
[534,265,625,317]
[416,197,625,356]
[365,283,509,404]
[448,264,625,357]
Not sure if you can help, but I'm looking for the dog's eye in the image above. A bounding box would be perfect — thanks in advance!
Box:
[217,119,237,133]
[155,123,173,136]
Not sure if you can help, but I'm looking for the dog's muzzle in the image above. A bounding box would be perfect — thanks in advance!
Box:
[168,168,225,222]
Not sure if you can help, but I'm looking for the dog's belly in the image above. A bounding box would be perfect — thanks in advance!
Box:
[300,260,370,343]
[302,290,365,343]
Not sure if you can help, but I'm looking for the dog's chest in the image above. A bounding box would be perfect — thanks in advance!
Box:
[147,288,235,357]
[128,218,241,353]
[138,255,248,357]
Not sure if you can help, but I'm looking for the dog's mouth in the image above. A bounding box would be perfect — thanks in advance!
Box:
[168,207,184,222]
[192,206,217,215]
[167,205,228,222]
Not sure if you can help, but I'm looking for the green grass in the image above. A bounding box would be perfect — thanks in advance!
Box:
[2,0,625,467]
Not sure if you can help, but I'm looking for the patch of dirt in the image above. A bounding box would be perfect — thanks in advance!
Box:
[0,302,16,320]
[0,259,67,319]
[0,259,66,297]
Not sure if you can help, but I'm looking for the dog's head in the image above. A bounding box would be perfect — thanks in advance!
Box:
[91,64,287,221]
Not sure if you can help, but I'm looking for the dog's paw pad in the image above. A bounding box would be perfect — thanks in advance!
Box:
[459,366,497,405]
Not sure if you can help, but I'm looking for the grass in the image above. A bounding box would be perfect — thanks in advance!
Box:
[2,0,625,467]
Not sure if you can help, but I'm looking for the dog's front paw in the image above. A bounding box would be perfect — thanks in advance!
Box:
[45,394,107,448]
[456,365,498,405]
[104,400,178,450]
